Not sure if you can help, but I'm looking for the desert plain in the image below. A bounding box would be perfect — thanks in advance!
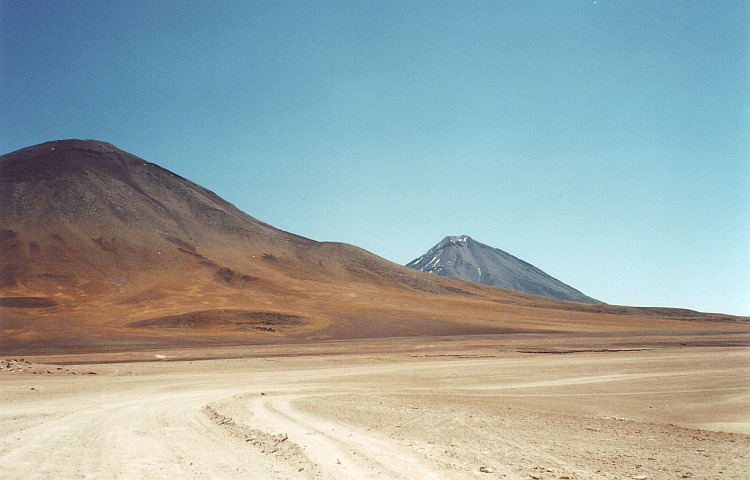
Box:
[2,141,749,479]
[1,334,748,480]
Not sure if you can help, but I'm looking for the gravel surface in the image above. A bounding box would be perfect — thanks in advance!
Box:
[1,344,748,479]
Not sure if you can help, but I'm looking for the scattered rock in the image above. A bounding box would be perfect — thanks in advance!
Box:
[479,466,493,473]
[1,358,33,372]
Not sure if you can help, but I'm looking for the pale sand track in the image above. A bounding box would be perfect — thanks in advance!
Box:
[1,344,748,479]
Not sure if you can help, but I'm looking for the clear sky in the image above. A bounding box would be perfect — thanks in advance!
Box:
[1,1,748,315]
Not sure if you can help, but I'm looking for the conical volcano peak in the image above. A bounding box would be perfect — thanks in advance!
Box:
[408,236,600,303]
[437,235,472,248]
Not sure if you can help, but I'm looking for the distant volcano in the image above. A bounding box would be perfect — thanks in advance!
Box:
[407,235,600,303]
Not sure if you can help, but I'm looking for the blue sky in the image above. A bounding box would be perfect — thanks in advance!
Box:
[1,1,748,315]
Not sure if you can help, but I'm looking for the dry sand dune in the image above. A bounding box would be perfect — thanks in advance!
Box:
[1,340,748,479]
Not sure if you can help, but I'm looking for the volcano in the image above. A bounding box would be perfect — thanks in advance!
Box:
[407,235,600,303]
[0,140,744,354]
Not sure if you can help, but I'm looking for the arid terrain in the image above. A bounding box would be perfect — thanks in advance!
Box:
[1,339,748,479]
[2,141,749,478]
[2,140,745,355]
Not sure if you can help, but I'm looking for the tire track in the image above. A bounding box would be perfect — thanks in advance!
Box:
[209,393,446,480]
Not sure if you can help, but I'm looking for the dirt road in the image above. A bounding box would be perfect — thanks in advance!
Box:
[1,344,748,479]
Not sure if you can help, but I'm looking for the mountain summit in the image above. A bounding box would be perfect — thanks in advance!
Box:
[406,235,600,303]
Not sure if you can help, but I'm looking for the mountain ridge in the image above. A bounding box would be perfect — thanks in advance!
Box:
[1,140,744,355]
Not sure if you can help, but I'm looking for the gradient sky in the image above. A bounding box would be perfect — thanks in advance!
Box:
[1,1,748,315]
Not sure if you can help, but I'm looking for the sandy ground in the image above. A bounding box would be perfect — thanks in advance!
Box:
[1,342,748,479]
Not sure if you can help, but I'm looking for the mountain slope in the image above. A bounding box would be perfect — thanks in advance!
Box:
[1,140,541,351]
[0,139,441,296]
[1,140,744,354]
[407,235,600,303]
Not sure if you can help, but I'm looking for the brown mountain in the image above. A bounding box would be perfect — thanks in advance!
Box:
[1,140,746,354]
